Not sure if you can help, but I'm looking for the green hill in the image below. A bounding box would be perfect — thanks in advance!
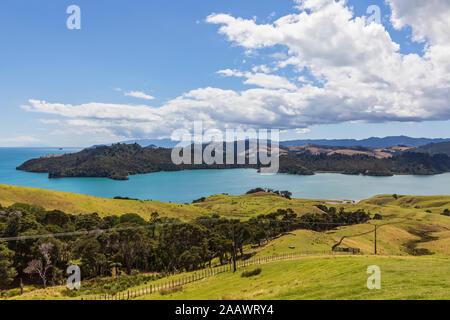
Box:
[412,141,450,156]
[134,255,450,300]
[0,184,326,220]
[2,185,450,300]
[11,255,450,300]
[17,143,450,179]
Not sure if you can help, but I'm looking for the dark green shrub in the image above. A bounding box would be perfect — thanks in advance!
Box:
[241,268,262,278]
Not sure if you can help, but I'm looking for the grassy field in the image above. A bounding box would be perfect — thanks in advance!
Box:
[1,184,450,256]
[0,184,210,220]
[2,184,450,300]
[0,184,328,220]
[2,183,449,221]
[130,255,450,300]
[8,255,450,300]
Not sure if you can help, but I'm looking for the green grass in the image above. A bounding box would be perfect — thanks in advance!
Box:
[0,184,208,220]
[191,193,326,218]
[9,255,450,300]
[132,255,450,300]
[2,185,450,300]
[0,184,327,220]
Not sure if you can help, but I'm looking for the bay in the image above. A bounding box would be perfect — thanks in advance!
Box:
[0,147,449,203]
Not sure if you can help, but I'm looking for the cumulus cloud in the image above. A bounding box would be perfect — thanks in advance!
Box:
[124,91,155,100]
[21,0,450,140]
[388,0,450,44]
[217,69,297,90]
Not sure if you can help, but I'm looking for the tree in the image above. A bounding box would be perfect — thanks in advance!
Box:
[281,191,292,200]
[24,242,54,288]
[73,237,107,278]
[117,229,148,274]
[119,213,147,225]
[150,211,159,238]
[0,242,17,287]
[179,246,203,271]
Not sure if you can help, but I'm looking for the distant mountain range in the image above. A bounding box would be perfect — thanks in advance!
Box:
[279,136,450,148]
[90,136,450,149]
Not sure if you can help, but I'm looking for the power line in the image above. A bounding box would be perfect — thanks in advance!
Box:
[0,216,373,242]
[332,219,410,254]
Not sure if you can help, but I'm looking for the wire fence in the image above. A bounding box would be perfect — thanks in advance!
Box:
[80,250,354,300]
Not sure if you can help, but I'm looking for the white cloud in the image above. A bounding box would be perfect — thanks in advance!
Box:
[206,0,450,122]
[217,69,297,90]
[295,128,311,134]
[0,136,40,146]
[124,91,155,100]
[21,0,450,140]
[39,119,61,124]
[22,100,162,122]
[388,0,450,44]
[252,64,274,73]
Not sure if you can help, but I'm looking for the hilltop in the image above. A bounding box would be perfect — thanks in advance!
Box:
[0,184,324,220]
[412,141,450,156]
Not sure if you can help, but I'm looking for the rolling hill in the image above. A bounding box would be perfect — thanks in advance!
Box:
[17,143,450,180]
[280,136,450,148]
[412,141,450,156]
[2,185,450,300]
[0,184,325,220]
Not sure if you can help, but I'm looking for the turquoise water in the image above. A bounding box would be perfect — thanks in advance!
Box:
[0,148,449,203]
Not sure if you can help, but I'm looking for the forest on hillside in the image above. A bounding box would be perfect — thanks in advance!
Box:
[17,143,450,180]
[0,197,371,291]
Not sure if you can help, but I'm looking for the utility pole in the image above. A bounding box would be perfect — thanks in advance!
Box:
[374,225,377,255]
[231,222,237,273]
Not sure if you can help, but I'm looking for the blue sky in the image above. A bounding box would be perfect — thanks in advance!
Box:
[0,0,449,146]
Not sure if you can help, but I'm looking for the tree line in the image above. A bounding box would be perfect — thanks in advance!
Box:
[0,201,372,290]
